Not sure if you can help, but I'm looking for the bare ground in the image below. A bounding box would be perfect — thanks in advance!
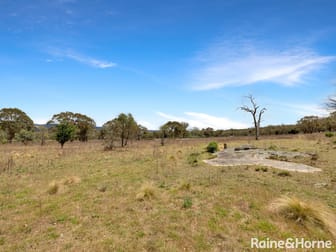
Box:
[204,148,321,173]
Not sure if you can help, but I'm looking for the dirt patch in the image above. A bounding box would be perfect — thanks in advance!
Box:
[204,148,321,173]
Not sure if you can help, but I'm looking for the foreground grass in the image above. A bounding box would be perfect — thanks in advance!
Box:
[0,134,335,251]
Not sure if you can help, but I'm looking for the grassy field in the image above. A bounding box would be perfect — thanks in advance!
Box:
[0,134,336,251]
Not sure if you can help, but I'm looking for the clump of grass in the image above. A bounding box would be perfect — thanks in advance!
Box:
[261,167,268,172]
[136,181,157,201]
[277,171,291,177]
[179,181,191,191]
[97,184,107,192]
[269,154,288,161]
[62,176,81,185]
[47,181,59,195]
[310,153,318,161]
[269,196,336,237]
[268,144,278,151]
[188,152,200,167]
[182,197,192,209]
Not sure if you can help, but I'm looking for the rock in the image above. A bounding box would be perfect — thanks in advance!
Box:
[314,183,328,188]
[234,145,257,151]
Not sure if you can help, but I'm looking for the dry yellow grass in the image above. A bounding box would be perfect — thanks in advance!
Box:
[0,134,335,251]
[269,196,336,238]
[136,181,157,200]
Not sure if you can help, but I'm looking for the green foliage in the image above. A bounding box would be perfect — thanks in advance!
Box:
[0,108,34,143]
[277,171,291,177]
[206,141,218,153]
[15,129,34,145]
[188,152,200,166]
[49,112,96,142]
[325,132,334,138]
[55,123,76,148]
[0,129,7,144]
[103,113,139,149]
[182,197,192,209]
[160,121,189,139]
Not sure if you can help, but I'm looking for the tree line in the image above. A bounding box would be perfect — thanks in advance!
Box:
[0,95,335,148]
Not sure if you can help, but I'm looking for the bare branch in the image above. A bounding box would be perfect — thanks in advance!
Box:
[240,95,266,140]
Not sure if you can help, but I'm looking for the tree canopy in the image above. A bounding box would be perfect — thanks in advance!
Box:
[160,121,189,138]
[49,112,96,142]
[102,113,139,149]
[55,123,76,148]
[0,108,34,142]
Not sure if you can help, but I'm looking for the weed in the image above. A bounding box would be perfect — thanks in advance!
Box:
[182,197,192,209]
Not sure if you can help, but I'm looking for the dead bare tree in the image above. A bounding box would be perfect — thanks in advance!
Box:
[240,95,266,140]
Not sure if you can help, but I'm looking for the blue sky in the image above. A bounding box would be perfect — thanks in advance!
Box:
[1,0,335,129]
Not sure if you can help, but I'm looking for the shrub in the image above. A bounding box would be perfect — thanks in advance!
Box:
[15,129,34,145]
[325,132,334,138]
[206,142,219,153]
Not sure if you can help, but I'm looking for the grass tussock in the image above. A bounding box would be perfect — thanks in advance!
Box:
[269,196,336,237]
[47,181,59,195]
[136,181,157,201]
[61,176,81,185]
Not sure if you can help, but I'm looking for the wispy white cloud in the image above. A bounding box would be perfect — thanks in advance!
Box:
[138,120,155,130]
[47,48,117,69]
[191,41,335,90]
[280,103,329,117]
[157,111,247,129]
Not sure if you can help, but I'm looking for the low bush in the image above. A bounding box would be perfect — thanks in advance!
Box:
[325,132,334,138]
[206,142,219,153]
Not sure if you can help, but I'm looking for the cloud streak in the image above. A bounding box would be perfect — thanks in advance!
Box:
[47,48,116,69]
[191,41,335,90]
[157,111,247,129]
[279,103,329,117]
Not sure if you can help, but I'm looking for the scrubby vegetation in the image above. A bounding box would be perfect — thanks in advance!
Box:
[206,141,219,153]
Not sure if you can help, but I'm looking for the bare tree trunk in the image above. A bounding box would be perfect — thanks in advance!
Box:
[240,95,266,141]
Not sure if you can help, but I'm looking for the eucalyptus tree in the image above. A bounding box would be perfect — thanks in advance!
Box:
[0,108,34,143]
[49,112,96,142]
[102,113,139,149]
